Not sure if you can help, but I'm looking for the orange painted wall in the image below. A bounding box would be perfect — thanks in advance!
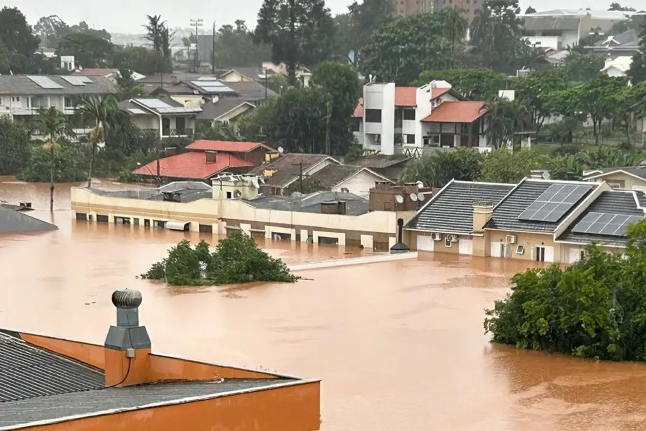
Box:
[148,354,278,380]
[22,382,321,431]
[20,333,106,370]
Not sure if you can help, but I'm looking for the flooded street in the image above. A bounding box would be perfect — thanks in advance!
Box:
[2,177,646,430]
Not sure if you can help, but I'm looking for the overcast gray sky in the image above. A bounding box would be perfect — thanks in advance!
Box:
[4,0,644,34]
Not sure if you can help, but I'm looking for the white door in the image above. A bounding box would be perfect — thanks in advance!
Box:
[417,235,434,252]
[490,242,503,258]
[459,239,473,255]
[568,248,583,264]
[544,246,555,263]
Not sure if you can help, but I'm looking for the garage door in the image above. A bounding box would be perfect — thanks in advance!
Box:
[459,239,473,255]
[417,235,434,252]
[490,242,503,258]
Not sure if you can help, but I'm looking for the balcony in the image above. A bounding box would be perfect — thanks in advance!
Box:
[141,128,195,139]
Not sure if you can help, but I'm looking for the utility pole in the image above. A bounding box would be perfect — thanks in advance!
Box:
[211,21,216,74]
[324,101,331,155]
[291,162,304,193]
[264,68,268,101]
[190,18,203,73]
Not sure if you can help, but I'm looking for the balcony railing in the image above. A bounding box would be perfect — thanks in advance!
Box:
[141,128,195,139]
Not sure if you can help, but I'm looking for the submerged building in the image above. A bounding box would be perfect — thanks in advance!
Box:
[0,205,57,234]
[0,289,320,430]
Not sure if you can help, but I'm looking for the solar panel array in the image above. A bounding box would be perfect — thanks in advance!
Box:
[27,76,64,89]
[572,212,643,236]
[135,99,172,109]
[518,184,590,222]
[190,80,234,93]
[61,76,85,87]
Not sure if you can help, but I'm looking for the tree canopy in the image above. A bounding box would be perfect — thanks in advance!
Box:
[417,68,508,100]
[0,7,40,73]
[628,20,646,84]
[215,20,271,68]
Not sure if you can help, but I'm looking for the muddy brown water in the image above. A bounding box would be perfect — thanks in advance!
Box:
[2,177,646,430]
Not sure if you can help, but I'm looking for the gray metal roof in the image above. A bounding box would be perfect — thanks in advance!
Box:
[351,155,412,170]
[486,179,597,233]
[557,191,646,246]
[405,181,515,234]
[0,331,104,403]
[249,154,340,189]
[247,191,369,215]
[0,75,118,96]
[224,81,278,101]
[88,185,212,203]
[0,206,57,234]
[523,16,581,31]
[197,97,254,121]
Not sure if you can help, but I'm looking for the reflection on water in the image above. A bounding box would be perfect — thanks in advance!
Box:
[2,178,646,430]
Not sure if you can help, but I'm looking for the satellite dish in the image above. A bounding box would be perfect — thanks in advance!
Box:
[251,176,260,189]
[416,181,423,188]
[417,193,425,202]
[395,195,404,204]
[541,171,551,180]
[410,193,418,202]
[278,146,284,154]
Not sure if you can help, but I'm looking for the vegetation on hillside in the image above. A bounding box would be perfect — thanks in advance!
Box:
[141,232,299,286]
[485,221,646,361]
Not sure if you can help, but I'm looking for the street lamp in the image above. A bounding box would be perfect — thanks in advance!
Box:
[189,18,204,73]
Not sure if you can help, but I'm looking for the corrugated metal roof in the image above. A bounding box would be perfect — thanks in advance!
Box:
[0,332,104,402]
[486,180,597,233]
[557,191,645,246]
[406,181,515,234]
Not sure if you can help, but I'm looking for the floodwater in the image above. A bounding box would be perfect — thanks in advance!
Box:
[2,177,646,431]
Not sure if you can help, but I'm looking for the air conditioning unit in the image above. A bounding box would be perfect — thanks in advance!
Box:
[506,235,517,244]
[447,234,459,243]
[432,232,442,241]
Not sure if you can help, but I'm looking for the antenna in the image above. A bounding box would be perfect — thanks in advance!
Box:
[278,146,284,154]
[395,195,404,204]
[417,193,425,202]
[410,193,418,202]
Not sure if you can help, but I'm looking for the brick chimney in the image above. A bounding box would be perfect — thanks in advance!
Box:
[472,201,493,234]
[104,289,151,387]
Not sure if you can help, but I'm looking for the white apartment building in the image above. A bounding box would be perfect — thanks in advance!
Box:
[358,80,489,156]
[0,75,118,135]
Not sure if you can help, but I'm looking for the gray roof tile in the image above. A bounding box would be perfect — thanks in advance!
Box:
[486,180,597,233]
[406,181,515,234]
[249,154,339,189]
[0,75,118,96]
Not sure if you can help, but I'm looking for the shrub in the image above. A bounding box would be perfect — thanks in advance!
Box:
[18,141,86,182]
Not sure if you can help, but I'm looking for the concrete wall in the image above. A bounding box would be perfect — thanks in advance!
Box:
[331,170,385,198]
[363,83,395,155]
[586,172,646,191]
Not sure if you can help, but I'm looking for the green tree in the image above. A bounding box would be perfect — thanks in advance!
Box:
[76,95,118,187]
[18,141,86,183]
[401,149,483,187]
[479,148,543,183]
[484,98,530,149]
[514,68,569,136]
[563,52,605,82]
[340,0,395,65]
[525,6,537,13]
[57,32,113,68]
[116,66,146,98]
[417,68,508,99]
[214,20,271,68]
[628,20,646,83]
[33,107,76,210]
[194,121,239,140]
[0,41,11,74]
[360,13,453,84]
[34,15,69,49]
[470,0,531,73]
[608,2,636,11]
[255,0,335,85]
[112,46,170,75]
[436,7,469,68]
[0,7,40,73]
[0,117,31,175]
[311,61,360,155]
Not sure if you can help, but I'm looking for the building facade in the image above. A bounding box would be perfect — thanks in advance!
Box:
[433,0,482,23]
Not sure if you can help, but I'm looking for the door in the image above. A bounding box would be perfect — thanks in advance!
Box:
[544,246,555,263]
[490,242,503,258]
[176,117,186,134]
[459,239,473,255]
[162,118,170,136]
[417,235,434,252]
[535,246,546,262]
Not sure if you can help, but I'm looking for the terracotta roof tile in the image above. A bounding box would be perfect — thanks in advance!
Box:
[352,98,364,118]
[185,140,274,153]
[421,101,488,123]
[133,152,252,180]
[395,87,453,107]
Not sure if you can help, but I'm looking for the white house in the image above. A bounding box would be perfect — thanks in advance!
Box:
[359,80,489,156]
[602,56,633,78]
[309,164,394,198]
[119,98,201,140]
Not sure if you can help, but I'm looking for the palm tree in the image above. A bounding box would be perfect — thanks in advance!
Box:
[76,95,118,187]
[34,107,75,211]
[437,7,468,68]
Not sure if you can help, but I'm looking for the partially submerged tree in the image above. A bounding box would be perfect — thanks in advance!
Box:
[142,232,299,286]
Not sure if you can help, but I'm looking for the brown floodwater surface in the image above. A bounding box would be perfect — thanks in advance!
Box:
[2,178,646,430]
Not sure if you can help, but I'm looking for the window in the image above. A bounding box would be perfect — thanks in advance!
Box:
[516,245,525,255]
[406,134,415,144]
[535,246,546,262]
[444,237,452,248]
[580,250,586,260]
[176,117,186,134]
[11,96,20,102]
[403,109,415,120]
[64,97,73,108]
[365,109,382,123]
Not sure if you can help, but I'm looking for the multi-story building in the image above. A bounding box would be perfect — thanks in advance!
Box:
[358,81,489,156]
[0,75,118,135]
[392,0,431,17]
[434,0,482,23]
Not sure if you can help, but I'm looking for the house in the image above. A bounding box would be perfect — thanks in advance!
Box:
[0,75,118,135]
[119,98,201,140]
[72,68,146,84]
[0,289,319,430]
[308,164,394,198]
[601,56,634,78]
[586,26,645,58]
[185,140,275,166]
[218,67,265,82]
[249,154,342,195]
[262,62,312,87]
[351,155,412,182]
[0,205,57,234]
[521,9,635,50]
[583,165,646,191]
[198,97,256,129]
[405,177,646,263]
[359,80,488,156]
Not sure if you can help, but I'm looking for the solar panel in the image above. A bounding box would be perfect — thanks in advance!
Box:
[518,184,591,222]
[572,212,643,236]
[78,77,93,83]
[61,76,86,86]
[134,99,172,109]
[190,81,235,93]
[27,76,64,89]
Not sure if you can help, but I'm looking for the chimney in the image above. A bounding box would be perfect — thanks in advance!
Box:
[104,289,151,387]
[206,150,217,163]
[472,201,494,234]
[390,218,410,254]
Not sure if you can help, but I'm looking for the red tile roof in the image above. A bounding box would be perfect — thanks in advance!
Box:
[185,140,273,153]
[394,87,453,107]
[352,98,364,118]
[133,152,253,180]
[421,101,488,123]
